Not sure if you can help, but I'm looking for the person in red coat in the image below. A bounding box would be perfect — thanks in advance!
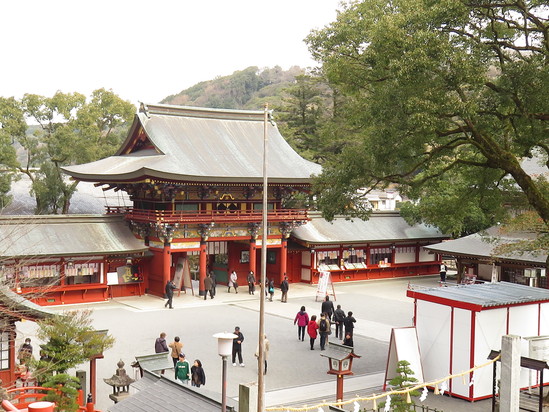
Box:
[307,315,319,350]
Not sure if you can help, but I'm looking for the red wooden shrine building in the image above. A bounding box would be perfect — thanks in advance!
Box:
[62,104,321,299]
[0,104,446,305]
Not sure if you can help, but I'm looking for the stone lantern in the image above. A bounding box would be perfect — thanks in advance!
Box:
[104,360,135,404]
[320,342,361,401]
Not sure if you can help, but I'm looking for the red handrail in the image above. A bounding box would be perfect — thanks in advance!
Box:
[107,207,309,224]
[5,387,100,412]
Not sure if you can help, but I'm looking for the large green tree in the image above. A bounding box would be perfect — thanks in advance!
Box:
[14,89,135,214]
[0,97,26,209]
[306,0,549,240]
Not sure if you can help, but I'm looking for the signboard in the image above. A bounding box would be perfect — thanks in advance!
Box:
[526,336,549,361]
[384,327,424,390]
[115,265,142,284]
[315,271,335,302]
[173,257,194,295]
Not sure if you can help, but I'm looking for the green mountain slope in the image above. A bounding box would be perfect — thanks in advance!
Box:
[161,66,305,109]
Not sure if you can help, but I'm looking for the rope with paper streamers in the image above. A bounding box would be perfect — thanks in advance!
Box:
[265,354,500,412]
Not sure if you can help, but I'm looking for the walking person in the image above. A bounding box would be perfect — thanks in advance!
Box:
[155,332,168,353]
[155,332,169,375]
[318,312,331,351]
[294,306,309,341]
[280,275,289,303]
[164,279,176,309]
[204,273,214,300]
[175,353,191,384]
[228,270,239,293]
[210,270,217,297]
[232,326,245,367]
[343,311,357,337]
[321,295,335,321]
[247,271,256,295]
[268,279,275,302]
[168,336,183,368]
[307,315,319,350]
[440,263,447,282]
[254,335,270,375]
[191,359,206,387]
[333,304,346,340]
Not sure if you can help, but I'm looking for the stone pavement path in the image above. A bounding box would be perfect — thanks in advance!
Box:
[15,276,491,411]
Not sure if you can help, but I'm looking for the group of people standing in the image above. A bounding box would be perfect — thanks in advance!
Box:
[294,296,356,351]
[233,270,289,303]
[165,269,293,307]
[154,332,206,387]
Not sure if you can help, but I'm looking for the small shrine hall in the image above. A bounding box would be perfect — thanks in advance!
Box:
[0,103,445,305]
[62,103,321,299]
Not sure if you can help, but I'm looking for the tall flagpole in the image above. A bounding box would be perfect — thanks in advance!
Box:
[257,103,269,412]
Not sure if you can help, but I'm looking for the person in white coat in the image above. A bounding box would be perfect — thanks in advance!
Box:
[228,270,239,293]
[254,335,270,375]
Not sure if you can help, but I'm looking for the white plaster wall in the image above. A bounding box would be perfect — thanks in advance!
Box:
[451,308,472,398]
[301,252,311,281]
[474,309,508,398]
[418,248,436,262]
[477,264,494,281]
[416,300,452,383]
[395,252,415,264]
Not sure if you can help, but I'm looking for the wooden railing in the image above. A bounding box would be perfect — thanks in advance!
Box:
[4,387,99,412]
[105,206,309,224]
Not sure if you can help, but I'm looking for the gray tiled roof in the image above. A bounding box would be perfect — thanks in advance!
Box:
[63,104,321,184]
[134,353,173,374]
[109,370,235,412]
[0,214,148,258]
[291,211,446,245]
[409,281,549,309]
[0,286,55,320]
[423,226,546,265]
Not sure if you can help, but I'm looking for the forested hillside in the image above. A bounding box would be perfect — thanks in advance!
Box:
[161,66,304,110]
[161,66,340,166]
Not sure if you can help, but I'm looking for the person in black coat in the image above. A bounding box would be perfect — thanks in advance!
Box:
[191,359,206,387]
[333,304,346,339]
[232,326,245,366]
[343,332,354,348]
[343,311,357,337]
[321,295,335,321]
[280,276,289,303]
[164,280,176,309]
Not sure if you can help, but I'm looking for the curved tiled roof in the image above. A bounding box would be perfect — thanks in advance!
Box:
[423,226,546,266]
[291,211,446,245]
[63,104,321,184]
[0,214,147,258]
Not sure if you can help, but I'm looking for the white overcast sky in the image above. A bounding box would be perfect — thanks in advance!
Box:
[0,0,342,107]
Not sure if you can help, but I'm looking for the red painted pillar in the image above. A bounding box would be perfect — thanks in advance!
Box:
[90,357,97,403]
[199,240,207,296]
[163,244,171,287]
[336,374,344,401]
[249,240,257,275]
[279,238,288,283]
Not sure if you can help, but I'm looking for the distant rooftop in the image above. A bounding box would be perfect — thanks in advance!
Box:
[292,211,447,245]
[407,281,549,311]
[424,225,546,266]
